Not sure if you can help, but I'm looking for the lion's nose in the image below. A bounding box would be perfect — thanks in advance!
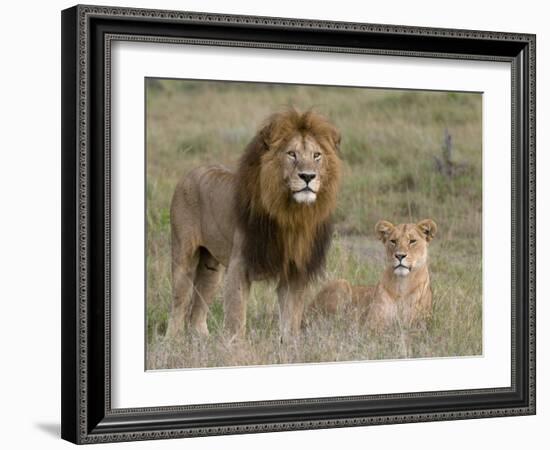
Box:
[299,173,316,184]
[395,253,407,262]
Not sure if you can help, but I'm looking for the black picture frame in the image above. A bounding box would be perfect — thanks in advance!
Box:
[61,4,536,444]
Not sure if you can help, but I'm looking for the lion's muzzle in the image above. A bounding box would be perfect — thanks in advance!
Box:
[393,253,411,276]
[291,172,320,204]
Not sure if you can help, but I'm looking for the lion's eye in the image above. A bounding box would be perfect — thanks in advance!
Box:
[410,239,417,245]
[287,151,296,159]
[390,239,397,245]
[313,152,322,160]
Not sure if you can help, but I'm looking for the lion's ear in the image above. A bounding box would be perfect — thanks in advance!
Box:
[375,220,394,243]
[258,112,286,151]
[333,129,342,154]
[417,219,437,242]
[258,123,273,150]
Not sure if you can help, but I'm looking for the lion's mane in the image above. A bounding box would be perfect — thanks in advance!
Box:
[235,109,342,283]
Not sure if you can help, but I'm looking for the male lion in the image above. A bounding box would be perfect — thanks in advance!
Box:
[310,219,437,331]
[165,109,342,340]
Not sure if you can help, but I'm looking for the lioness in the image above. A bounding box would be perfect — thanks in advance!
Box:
[166,109,342,340]
[310,219,437,331]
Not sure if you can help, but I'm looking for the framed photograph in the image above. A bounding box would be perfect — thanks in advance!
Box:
[61,4,536,444]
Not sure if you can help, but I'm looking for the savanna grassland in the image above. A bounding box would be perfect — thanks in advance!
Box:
[145,79,482,369]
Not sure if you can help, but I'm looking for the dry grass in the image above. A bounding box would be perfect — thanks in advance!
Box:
[145,79,482,369]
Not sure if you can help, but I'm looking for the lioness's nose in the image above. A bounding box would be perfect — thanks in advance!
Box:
[395,253,407,261]
[299,173,316,184]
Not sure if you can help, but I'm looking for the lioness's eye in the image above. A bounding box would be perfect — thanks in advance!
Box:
[287,151,296,159]
[390,239,397,245]
[410,239,417,245]
[314,152,322,160]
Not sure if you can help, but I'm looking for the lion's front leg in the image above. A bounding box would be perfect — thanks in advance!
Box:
[277,280,306,341]
[223,248,250,340]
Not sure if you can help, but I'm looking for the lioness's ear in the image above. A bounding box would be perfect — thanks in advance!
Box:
[417,219,437,242]
[375,220,395,243]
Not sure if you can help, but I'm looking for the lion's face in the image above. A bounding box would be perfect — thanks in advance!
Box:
[260,132,338,210]
[375,219,437,277]
[251,110,341,221]
[279,134,326,204]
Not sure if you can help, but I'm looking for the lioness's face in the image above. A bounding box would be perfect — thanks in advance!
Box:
[282,135,325,204]
[375,220,437,277]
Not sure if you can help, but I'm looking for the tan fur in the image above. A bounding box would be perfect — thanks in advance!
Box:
[310,219,437,332]
[165,109,342,341]
[309,279,353,315]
